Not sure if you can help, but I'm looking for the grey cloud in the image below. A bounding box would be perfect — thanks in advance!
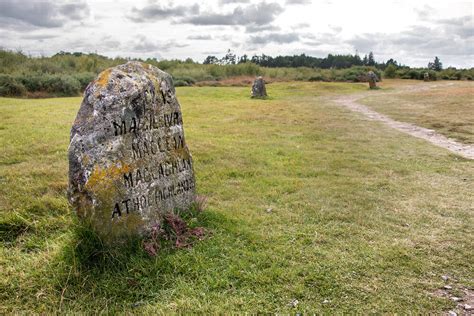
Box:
[128,3,199,22]
[249,32,300,44]
[182,2,283,26]
[347,23,474,58]
[437,15,473,39]
[329,25,342,33]
[292,22,310,29]
[245,24,280,33]
[187,35,213,40]
[131,36,189,53]
[21,33,58,40]
[202,50,223,55]
[346,35,378,53]
[100,36,121,49]
[301,30,342,46]
[219,0,250,4]
[415,6,473,39]
[133,40,160,52]
[414,4,435,20]
[0,0,89,29]
[216,34,233,41]
[285,0,312,4]
[59,3,90,20]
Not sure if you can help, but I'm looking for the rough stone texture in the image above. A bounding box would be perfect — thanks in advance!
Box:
[68,61,196,243]
[251,76,267,98]
[367,71,378,89]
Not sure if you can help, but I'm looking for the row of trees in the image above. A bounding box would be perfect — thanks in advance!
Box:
[204,50,380,69]
[204,50,446,72]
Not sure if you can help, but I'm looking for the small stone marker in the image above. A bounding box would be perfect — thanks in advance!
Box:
[68,61,196,243]
[367,71,378,89]
[251,76,267,98]
[424,72,430,82]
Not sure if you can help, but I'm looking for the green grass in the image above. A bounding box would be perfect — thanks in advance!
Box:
[0,81,473,313]
[362,81,474,144]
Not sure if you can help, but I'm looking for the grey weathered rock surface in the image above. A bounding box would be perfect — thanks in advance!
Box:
[251,76,267,98]
[68,61,196,242]
[367,71,378,89]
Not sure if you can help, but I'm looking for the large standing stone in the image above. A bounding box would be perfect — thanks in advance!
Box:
[251,76,267,98]
[68,62,196,243]
[367,71,378,89]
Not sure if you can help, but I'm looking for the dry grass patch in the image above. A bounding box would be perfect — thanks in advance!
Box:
[362,80,474,143]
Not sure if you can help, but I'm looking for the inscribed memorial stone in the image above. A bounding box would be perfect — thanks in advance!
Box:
[68,61,196,242]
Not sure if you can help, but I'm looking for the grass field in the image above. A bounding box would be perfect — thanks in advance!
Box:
[362,80,474,144]
[0,80,473,313]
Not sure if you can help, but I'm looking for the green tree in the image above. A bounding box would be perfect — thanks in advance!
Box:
[362,54,368,65]
[221,49,236,65]
[368,52,375,66]
[238,54,248,64]
[203,56,218,64]
[386,58,398,67]
[428,56,442,71]
[384,64,397,78]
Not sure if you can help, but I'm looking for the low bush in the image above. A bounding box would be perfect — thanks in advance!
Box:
[0,75,26,97]
[38,75,81,96]
[308,74,325,81]
[17,75,45,92]
[174,79,190,87]
[74,72,96,90]
[173,76,196,85]
[383,64,397,78]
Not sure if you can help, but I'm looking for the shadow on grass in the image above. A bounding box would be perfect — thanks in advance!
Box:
[52,208,253,311]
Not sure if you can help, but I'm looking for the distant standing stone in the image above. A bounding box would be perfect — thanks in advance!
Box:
[424,72,430,82]
[367,71,378,89]
[251,76,267,98]
[68,61,196,243]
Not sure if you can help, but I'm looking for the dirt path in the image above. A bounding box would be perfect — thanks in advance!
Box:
[333,84,474,160]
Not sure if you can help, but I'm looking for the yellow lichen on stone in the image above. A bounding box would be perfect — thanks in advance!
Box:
[86,163,131,191]
[96,68,112,87]
[82,154,90,166]
[83,162,147,241]
[150,76,162,92]
[141,62,151,69]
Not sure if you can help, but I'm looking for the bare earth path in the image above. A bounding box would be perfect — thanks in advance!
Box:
[333,84,474,160]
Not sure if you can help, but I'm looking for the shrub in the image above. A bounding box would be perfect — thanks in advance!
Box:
[173,76,196,85]
[0,75,27,96]
[42,75,81,96]
[17,75,45,92]
[309,74,324,81]
[427,70,438,81]
[384,64,397,78]
[174,80,190,87]
[57,75,81,95]
[74,72,96,90]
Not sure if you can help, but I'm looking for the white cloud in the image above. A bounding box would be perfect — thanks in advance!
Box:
[0,0,472,67]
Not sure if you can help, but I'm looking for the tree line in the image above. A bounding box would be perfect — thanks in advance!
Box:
[204,50,453,73]
[0,49,471,97]
[204,50,383,69]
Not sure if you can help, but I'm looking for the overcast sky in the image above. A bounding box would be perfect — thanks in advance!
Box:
[0,0,473,67]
